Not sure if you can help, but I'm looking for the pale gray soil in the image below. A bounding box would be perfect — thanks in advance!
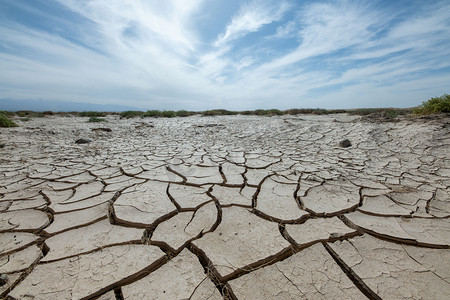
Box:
[0,114,449,299]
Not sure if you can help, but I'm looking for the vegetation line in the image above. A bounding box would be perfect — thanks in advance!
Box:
[0,94,448,125]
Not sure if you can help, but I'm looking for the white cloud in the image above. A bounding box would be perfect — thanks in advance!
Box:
[256,1,380,73]
[55,0,205,55]
[273,21,297,39]
[214,0,290,47]
[0,0,449,110]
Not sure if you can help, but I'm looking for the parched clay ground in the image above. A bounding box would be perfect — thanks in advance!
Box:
[0,114,449,299]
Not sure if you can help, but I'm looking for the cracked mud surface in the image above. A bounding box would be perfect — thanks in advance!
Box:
[0,114,449,299]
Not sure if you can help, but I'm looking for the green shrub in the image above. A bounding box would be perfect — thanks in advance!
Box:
[0,111,15,116]
[312,109,329,115]
[254,109,267,116]
[20,118,31,122]
[328,109,347,114]
[284,108,331,115]
[268,109,283,115]
[414,94,450,114]
[348,108,381,116]
[240,110,253,115]
[141,110,181,118]
[16,111,31,117]
[161,110,177,118]
[176,110,194,117]
[142,110,163,118]
[79,111,106,117]
[88,116,107,122]
[253,109,283,116]
[348,108,411,116]
[0,112,18,127]
[202,109,237,116]
[284,109,301,115]
[14,111,45,118]
[384,110,402,118]
[33,112,45,118]
[120,111,145,119]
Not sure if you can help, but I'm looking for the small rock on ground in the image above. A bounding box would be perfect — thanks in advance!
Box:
[75,138,92,144]
[339,139,352,147]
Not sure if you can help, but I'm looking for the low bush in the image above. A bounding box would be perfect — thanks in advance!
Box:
[414,94,450,114]
[329,109,347,114]
[79,111,106,117]
[284,108,330,115]
[267,109,283,115]
[347,108,383,116]
[15,111,45,118]
[0,112,18,127]
[176,110,195,117]
[142,110,163,118]
[141,110,182,118]
[120,111,145,119]
[202,109,238,116]
[161,110,177,118]
[348,108,411,116]
[88,116,107,122]
[253,109,283,116]
[16,111,29,117]
[0,111,15,116]
[240,110,253,115]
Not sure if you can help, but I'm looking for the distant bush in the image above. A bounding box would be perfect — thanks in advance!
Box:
[240,110,253,115]
[384,110,403,118]
[161,110,177,118]
[16,111,29,117]
[120,111,145,119]
[268,109,283,115]
[0,112,18,127]
[88,116,107,122]
[202,109,238,116]
[414,94,450,115]
[284,108,330,115]
[141,110,181,118]
[347,108,412,116]
[329,109,347,114]
[347,108,383,116]
[142,110,163,118]
[253,109,283,116]
[176,110,195,117]
[79,111,106,117]
[15,111,45,118]
[0,111,15,116]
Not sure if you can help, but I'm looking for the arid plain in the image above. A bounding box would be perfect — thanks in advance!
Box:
[1,113,449,299]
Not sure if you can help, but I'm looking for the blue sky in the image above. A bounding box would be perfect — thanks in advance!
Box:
[0,0,449,110]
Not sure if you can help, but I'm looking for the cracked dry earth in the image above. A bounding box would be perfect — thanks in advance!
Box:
[0,114,449,300]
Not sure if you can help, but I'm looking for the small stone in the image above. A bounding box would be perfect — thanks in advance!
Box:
[135,122,154,129]
[92,128,112,132]
[0,144,5,148]
[339,139,352,147]
[0,274,8,286]
[75,138,92,144]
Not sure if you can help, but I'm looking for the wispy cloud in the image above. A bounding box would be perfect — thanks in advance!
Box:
[214,0,290,47]
[0,0,449,110]
[273,21,297,39]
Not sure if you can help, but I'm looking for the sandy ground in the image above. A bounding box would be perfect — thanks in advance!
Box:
[0,114,449,299]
